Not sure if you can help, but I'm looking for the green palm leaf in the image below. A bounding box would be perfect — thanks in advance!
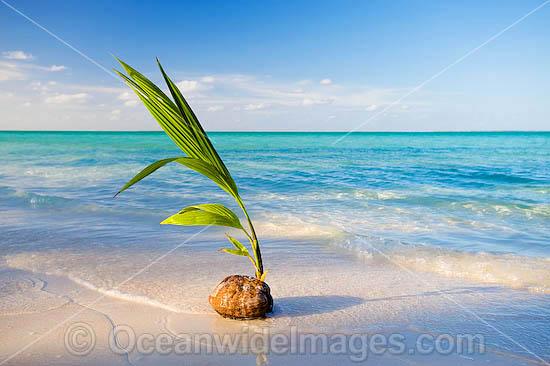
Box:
[220,234,257,269]
[114,59,237,193]
[156,60,231,178]
[225,234,249,254]
[114,70,208,161]
[219,248,249,256]
[114,157,237,198]
[114,58,265,279]
[161,204,243,230]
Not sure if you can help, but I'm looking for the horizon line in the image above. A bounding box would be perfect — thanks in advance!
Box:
[1,130,550,133]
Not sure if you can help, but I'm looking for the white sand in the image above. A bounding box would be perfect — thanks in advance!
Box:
[1,264,544,365]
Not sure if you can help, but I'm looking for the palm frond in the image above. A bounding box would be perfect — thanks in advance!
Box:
[161,203,243,229]
[113,58,265,279]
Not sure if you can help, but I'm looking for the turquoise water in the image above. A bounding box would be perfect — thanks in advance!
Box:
[2,131,549,256]
[2,130,550,288]
[1,131,550,361]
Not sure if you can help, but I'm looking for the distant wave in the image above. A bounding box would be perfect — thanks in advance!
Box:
[333,231,550,294]
[3,185,550,294]
[0,186,168,220]
[1,187,75,209]
[435,170,539,184]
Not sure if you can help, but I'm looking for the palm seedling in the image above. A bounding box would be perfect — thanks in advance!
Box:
[113,58,272,319]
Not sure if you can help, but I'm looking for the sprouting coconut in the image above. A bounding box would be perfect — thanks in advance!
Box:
[113,58,272,319]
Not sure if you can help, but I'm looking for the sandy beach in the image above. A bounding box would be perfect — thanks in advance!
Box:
[2,246,548,365]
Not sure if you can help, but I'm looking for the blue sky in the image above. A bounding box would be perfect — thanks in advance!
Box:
[0,0,548,131]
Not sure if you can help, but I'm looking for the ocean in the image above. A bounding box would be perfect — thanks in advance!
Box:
[1,131,549,360]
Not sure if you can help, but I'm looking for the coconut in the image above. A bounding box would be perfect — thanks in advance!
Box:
[209,275,273,319]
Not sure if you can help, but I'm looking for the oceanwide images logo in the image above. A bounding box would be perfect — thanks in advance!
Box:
[64,322,485,362]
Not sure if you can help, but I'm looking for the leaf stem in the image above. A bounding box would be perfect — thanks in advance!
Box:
[236,197,263,278]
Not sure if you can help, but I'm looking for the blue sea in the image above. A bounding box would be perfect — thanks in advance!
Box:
[1,131,550,361]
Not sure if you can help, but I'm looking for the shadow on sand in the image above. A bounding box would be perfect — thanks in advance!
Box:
[272,295,364,317]
[362,286,505,303]
[271,286,506,318]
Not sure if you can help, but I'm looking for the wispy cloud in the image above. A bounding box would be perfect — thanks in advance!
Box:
[2,50,33,60]
[0,61,26,81]
[117,91,139,107]
[30,64,68,72]
[244,102,268,111]
[302,97,333,106]
[48,65,67,72]
[44,93,90,104]
[193,73,406,112]
[0,55,68,82]
[207,105,224,112]
[0,91,15,99]
[320,78,332,85]
[109,108,121,120]
[201,76,216,83]
[176,79,211,93]
[365,104,377,111]
[0,57,425,131]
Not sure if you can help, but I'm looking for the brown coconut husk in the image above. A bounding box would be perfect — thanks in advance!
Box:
[209,275,273,319]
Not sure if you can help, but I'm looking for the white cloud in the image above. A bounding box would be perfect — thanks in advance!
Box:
[365,104,377,111]
[63,85,124,94]
[176,80,210,93]
[320,78,332,85]
[30,81,52,93]
[207,105,224,112]
[302,98,332,106]
[244,102,268,111]
[0,91,15,99]
[124,100,138,107]
[0,66,426,131]
[117,91,139,107]
[44,93,90,104]
[0,59,66,81]
[231,75,252,84]
[117,92,135,101]
[48,65,67,72]
[109,109,121,121]
[201,76,215,83]
[31,81,44,89]
[29,64,68,72]
[2,50,33,60]
[0,61,25,81]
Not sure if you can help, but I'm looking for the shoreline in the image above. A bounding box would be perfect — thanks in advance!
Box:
[2,259,549,365]
[2,130,550,134]
[0,269,543,365]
